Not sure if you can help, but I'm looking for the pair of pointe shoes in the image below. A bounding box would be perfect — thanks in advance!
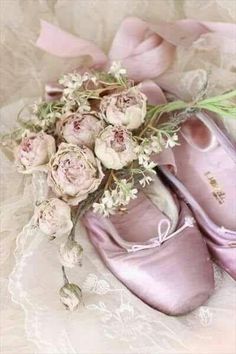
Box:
[83,112,236,316]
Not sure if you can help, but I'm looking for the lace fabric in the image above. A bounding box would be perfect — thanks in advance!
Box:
[1,1,236,353]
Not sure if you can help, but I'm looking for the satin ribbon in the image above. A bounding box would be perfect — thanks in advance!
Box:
[36,17,236,83]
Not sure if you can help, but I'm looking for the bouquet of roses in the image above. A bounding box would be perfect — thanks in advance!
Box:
[1,61,236,311]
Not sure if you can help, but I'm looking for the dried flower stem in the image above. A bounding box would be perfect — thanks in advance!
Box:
[62,265,69,285]
[104,171,114,191]
[68,189,104,241]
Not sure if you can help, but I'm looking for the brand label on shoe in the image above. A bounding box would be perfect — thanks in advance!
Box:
[204,171,225,204]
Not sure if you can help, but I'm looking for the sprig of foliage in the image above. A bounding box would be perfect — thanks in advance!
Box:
[194,90,236,117]
[147,90,236,120]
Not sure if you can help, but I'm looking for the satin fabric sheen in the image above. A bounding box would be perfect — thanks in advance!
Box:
[160,113,236,280]
[83,198,214,315]
[36,17,236,86]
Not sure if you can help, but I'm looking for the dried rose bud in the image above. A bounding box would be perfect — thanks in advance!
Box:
[59,239,83,268]
[34,198,73,238]
[59,283,82,311]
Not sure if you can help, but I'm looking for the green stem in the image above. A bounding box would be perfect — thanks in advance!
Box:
[197,90,236,104]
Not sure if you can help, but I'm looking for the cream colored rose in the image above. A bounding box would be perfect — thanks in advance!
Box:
[56,112,104,148]
[48,143,104,205]
[15,132,56,174]
[100,87,147,130]
[35,198,73,237]
[59,239,83,268]
[95,125,137,170]
[59,283,82,311]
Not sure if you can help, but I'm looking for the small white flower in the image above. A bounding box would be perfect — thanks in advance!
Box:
[93,189,117,216]
[135,137,160,170]
[93,179,138,216]
[139,175,153,187]
[93,202,109,216]
[143,160,157,171]
[59,72,98,104]
[82,72,98,85]
[165,133,179,148]
[108,61,127,79]
[59,72,83,90]
[150,136,162,153]
[137,153,149,166]
[117,180,138,204]
[101,190,114,209]
[184,216,195,227]
[31,99,42,114]
[59,283,82,311]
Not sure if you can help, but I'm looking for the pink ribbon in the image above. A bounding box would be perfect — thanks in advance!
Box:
[36,17,236,83]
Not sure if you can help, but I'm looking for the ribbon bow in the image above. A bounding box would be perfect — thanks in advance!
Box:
[36,17,236,104]
[128,216,195,253]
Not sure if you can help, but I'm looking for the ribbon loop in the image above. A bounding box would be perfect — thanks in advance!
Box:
[128,216,195,253]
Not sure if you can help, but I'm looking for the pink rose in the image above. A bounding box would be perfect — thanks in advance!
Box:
[15,132,56,174]
[95,125,137,169]
[34,198,73,238]
[100,87,147,130]
[56,112,104,148]
[48,143,104,205]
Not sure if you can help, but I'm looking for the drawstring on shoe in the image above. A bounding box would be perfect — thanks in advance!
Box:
[127,216,195,253]
[219,226,236,247]
[219,226,236,235]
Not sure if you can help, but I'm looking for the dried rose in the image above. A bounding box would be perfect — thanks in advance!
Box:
[34,198,73,238]
[56,112,104,148]
[48,143,104,205]
[59,239,83,268]
[15,132,56,174]
[100,87,147,130]
[95,125,137,170]
[59,283,82,311]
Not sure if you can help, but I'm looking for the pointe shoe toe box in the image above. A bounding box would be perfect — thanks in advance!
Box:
[84,212,214,316]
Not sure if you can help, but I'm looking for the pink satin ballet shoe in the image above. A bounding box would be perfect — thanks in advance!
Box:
[83,175,214,316]
[159,112,236,280]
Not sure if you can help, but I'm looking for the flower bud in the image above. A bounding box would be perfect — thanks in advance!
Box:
[59,283,82,311]
[34,198,73,238]
[59,239,83,268]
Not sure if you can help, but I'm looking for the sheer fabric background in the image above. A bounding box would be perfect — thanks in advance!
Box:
[0,1,236,353]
